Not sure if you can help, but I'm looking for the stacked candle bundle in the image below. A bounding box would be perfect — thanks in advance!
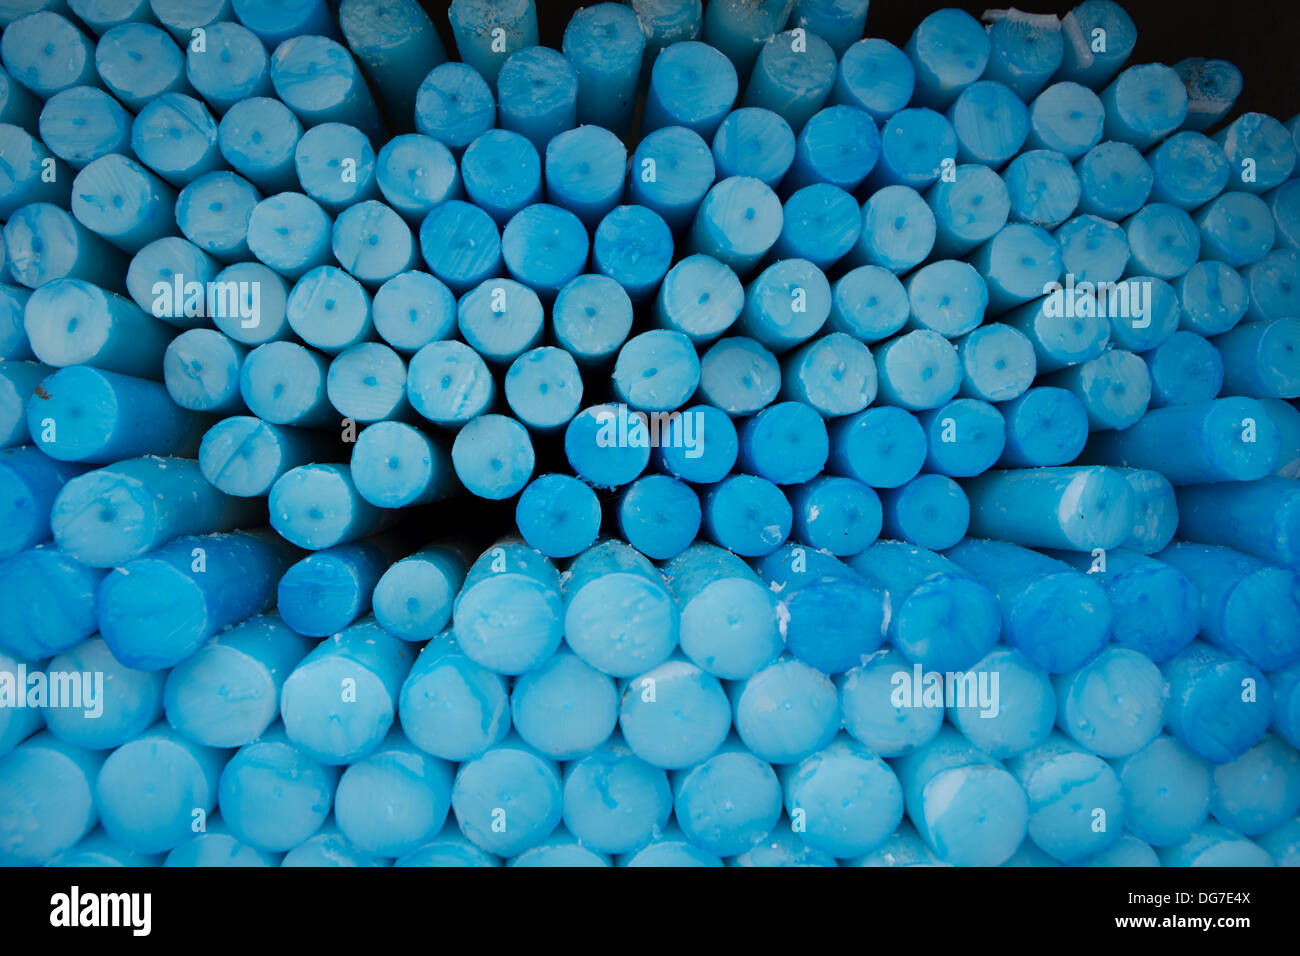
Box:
[1,0,1298,869]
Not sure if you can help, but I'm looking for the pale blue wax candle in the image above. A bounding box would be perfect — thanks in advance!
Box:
[1051,645,1166,758]
[163,612,311,748]
[904,8,989,110]
[984,10,1064,101]
[728,818,832,867]
[731,655,840,764]
[130,93,223,189]
[0,446,86,559]
[0,360,47,446]
[500,203,590,299]
[828,404,927,488]
[619,654,732,769]
[701,0,794,79]
[69,153,176,254]
[406,339,494,427]
[394,820,501,867]
[351,420,452,508]
[1002,289,1109,374]
[995,385,1089,467]
[736,258,830,352]
[562,734,673,856]
[0,731,104,865]
[124,236,217,325]
[672,735,780,858]
[37,86,130,170]
[1026,81,1104,160]
[873,329,962,411]
[1193,192,1272,269]
[333,201,417,288]
[860,107,954,193]
[95,22,191,110]
[1208,734,1300,836]
[1267,179,1300,250]
[550,273,632,366]
[617,475,701,561]
[456,277,544,364]
[969,223,1062,316]
[743,29,836,133]
[270,463,396,551]
[509,646,616,760]
[654,254,743,346]
[848,187,936,275]
[878,473,970,551]
[1147,131,1229,210]
[216,99,301,195]
[780,331,876,417]
[1100,63,1188,150]
[689,176,782,275]
[0,648,44,757]
[237,342,334,427]
[0,544,105,658]
[831,38,914,124]
[417,201,501,297]
[1144,330,1223,407]
[561,2,644,135]
[1175,260,1247,336]
[270,36,383,142]
[964,465,1136,551]
[837,648,944,758]
[917,398,1006,476]
[24,278,172,378]
[397,629,509,759]
[448,0,538,89]
[1174,57,1242,132]
[1113,734,1212,847]
[415,62,495,152]
[643,40,738,139]
[1054,213,1128,285]
[451,734,562,857]
[1162,640,1273,764]
[1258,818,1300,866]
[785,104,880,192]
[1,12,97,98]
[460,128,541,226]
[293,123,377,214]
[370,545,467,642]
[846,820,950,867]
[164,815,279,868]
[926,167,1012,259]
[1216,111,1297,195]
[698,335,779,415]
[514,474,600,558]
[945,645,1057,760]
[613,329,699,413]
[1055,0,1135,89]
[1045,348,1152,431]
[339,0,445,133]
[772,183,862,271]
[376,135,460,226]
[1074,140,1152,220]
[371,271,455,355]
[495,45,577,153]
[174,173,261,265]
[629,126,715,233]
[450,412,534,500]
[184,20,269,116]
[712,108,796,188]
[948,81,1030,169]
[1003,148,1081,229]
[1007,732,1125,862]
[163,329,246,415]
[1243,249,1300,322]
[544,125,626,229]
[246,192,332,280]
[5,203,125,291]
[278,538,396,638]
[453,538,563,675]
[1215,317,1300,400]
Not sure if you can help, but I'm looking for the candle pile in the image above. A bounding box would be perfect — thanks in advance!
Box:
[1,0,1299,868]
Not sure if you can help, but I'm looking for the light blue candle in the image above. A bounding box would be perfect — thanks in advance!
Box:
[955,322,1036,405]
[613,330,699,413]
[1002,291,1109,374]
[629,125,715,233]
[372,545,466,642]
[728,817,833,866]
[781,733,904,859]
[351,419,451,508]
[561,2,643,135]
[1193,192,1271,269]
[893,724,1028,866]
[996,385,1089,467]
[786,104,880,192]
[163,612,310,748]
[217,722,339,853]
[98,529,294,670]
[270,463,397,551]
[24,278,172,378]
[1046,347,1152,430]
[847,190,935,278]
[0,62,38,130]
[95,22,190,110]
[542,125,625,230]
[414,61,494,151]
[873,329,961,411]
[563,539,678,677]
[671,735,780,858]
[0,731,104,865]
[371,271,455,355]
[398,628,508,760]
[631,0,703,68]
[500,202,588,300]
[1147,131,1229,210]
[1258,817,1300,866]
[697,335,778,415]
[284,820,386,865]
[216,99,300,195]
[37,86,130,170]
[43,636,161,750]
[1053,213,1128,285]
[731,655,839,764]
[1208,734,1300,836]
[780,331,875,417]
[965,465,1135,550]
[332,206,414,292]
[878,473,969,550]
[1003,148,1081,229]
[457,276,544,364]
[375,135,460,226]
[406,339,494,427]
[984,10,1064,100]
[1176,477,1298,568]
[1216,111,1297,195]
[916,398,1006,476]
[948,645,1057,760]
[0,650,45,754]
[1267,179,1300,250]
[0,447,86,558]
[1243,248,1300,322]
[130,93,222,189]
[184,20,268,115]
[701,0,793,79]
[550,273,632,367]
[773,183,860,270]
[270,36,383,141]
[735,258,830,352]
[1163,639,1274,764]
[1216,317,1300,399]
[327,342,410,423]
[0,360,47,447]
[564,403,652,487]
[948,81,1030,169]
[654,402,738,484]
[562,733,672,856]
[447,0,537,90]
[702,473,791,557]
[124,236,217,325]
[831,38,913,123]
[619,653,731,769]
[907,261,990,337]
[453,538,563,675]
[509,646,616,760]
[828,404,926,488]
[1261,398,1300,478]
[1273,662,1300,749]
[417,200,501,296]
[394,819,501,867]
[175,172,262,263]
[451,733,561,857]
[689,175,782,275]
[1007,732,1125,862]
[850,539,1001,671]
[460,128,541,226]
[1051,644,1165,757]
[1055,0,1135,89]
[737,400,828,484]
[450,412,534,500]
[860,107,953,194]
[1099,63,1188,150]
[231,0,334,45]
[246,192,332,280]
[643,40,738,139]
[293,123,377,214]
[1025,81,1104,161]
[711,108,795,188]
[926,170,1012,264]
[495,45,576,153]
[904,8,989,109]
[788,1,868,56]
[653,254,743,346]
[69,152,175,254]
[93,721,226,854]
[1073,139,1152,220]
[148,0,227,42]
[1,12,96,97]
[1113,734,1211,846]
[1175,259,1247,335]
[838,648,944,758]
[277,539,394,638]
[1174,57,1241,132]
[743,29,836,132]
[164,815,279,867]
[1144,330,1223,407]
[514,474,600,558]
[163,328,246,415]
[1109,465,1178,554]
[239,340,335,427]
[0,544,105,658]
[51,828,162,865]
[847,819,950,867]
[339,0,445,134]
[617,473,701,560]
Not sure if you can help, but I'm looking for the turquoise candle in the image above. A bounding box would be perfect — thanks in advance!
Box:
[1099,63,1188,150]
[878,473,970,551]
[1260,398,1300,478]
[270,463,396,551]
[163,613,311,748]
[861,107,954,192]
[333,203,415,290]
[965,465,1135,550]
[270,36,383,141]
[216,98,300,194]
[672,735,780,857]
[37,86,130,169]
[711,108,795,187]
[828,404,927,488]
[1002,290,1110,374]
[293,123,377,214]
[510,647,616,760]
[0,652,43,754]
[7,203,124,291]
[563,734,672,855]
[629,125,715,232]
[44,635,163,751]
[1174,57,1242,132]
[1,12,96,97]
[1175,259,1247,335]
[785,104,880,192]
[175,172,263,262]
[25,278,172,379]
[414,62,495,151]
[1208,734,1300,836]
[0,360,46,447]
[351,420,452,508]
[698,336,777,415]
[164,817,277,867]
[460,129,541,226]
[780,331,876,417]
[163,329,246,415]
[1046,348,1152,430]
[773,184,859,270]
[643,40,738,139]
[372,545,466,642]
[873,329,961,411]
[1007,732,1125,862]
[495,45,576,152]
[1215,111,1297,195]
[1003,148,1081,229]
[728,818,830,866]
[278,538,394,638]
[417,200,501,296]
[838,648,944,758]
[955,322,1037,403]
[947,645,1057,760]
[742,29,836,132]
[926,167,1012,260]
[453,538,563,675]
[1026,82,1104,160]
[736,258,830,352]
[394,820,500,867]
[997,385,1089,466]
[398,629,509,760]
[375,135,460,226]
[700,0,793,79]
[0,446,86,559]
[738,400,828,485]
[450,412,534,500]
[904,8,989,110]
[1215,317,1300,399]
[1055,0,1135,89]
[613,330,700,413]
[95,22,190,110]
[654,403,739,484]
[543,125,625,229]
[1162,640,1273,764]
[653,254,743,346]
[917,398,1006,476]
[781,733,904,858]
[848,187,935,275]
[616,473,701,560]
[327,343,410,423]
[501,203,589,299]
[1176,476,1297,568]
[1147,131,1229,209]
[1113,734,1211,846]
[245,192,332,280]
[1145,330,1223,407]
[1074,140,1152,220]
[619,654,731,769]
[1243,249,1300,322]
[451,734,561,857]
[130,93,222,189]
[457,277,543,365]
[339,0,445,133]
[407,339,495,427]
[948,81,1030,169]
[1052,645,1165,757]
[561,2,644,135]
[0,545,105,659]
[984,10,1064,100]
[907,259,991,335]
[124,236,217,326]
[371,271,455,355]
[551,274,633,366]
[1193,192,1272,269]
[702,473,791,556]
[1054,213,1128,285]
[184,21,269,115]
[731,655,840,764]
[70,153,174,253]
[447,0,538,89]
[831,38,914,124]
[514,474,600,558]
[239,340,335,427]
[0,731,103,865]
[689,175,782,275]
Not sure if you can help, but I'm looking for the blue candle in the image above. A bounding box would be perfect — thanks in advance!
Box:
[270,463,396,551]
[70,153,174,253]
[542,125,625,230]
[414,62,494,152]
[1216,317,1300,400]
[561,2,643,135]
[98,529,295,670]
[743,29,836,132]
[848,189,935,277]
[1145,330,1223,407]
[333,203,416,290]
[1175,260,1247,335]
[270,36,383,141]
[175,171,263,262]
[1215,112,1297,195]
[217,722,339,853]
[510,646,616,760]
[1174,57,1242,132]
[996,385,1089,467]
[163,329,246,415]
[495,45,577,153]
[701,473,791,556]
[917,398,1006,476]
[149,0,228,42]
[729,818,833,866]
[246,192,333,280]
[965,465,1135,550]
[1051,644,1166,758]
[689,176,782,275]
[732,655,840,764]
[239,341,335,427]
[846,820,950,867]
[456,277,543,365]
[1112,734,1211,847]
[460,129,541,226]
[286,820,386,865]
[1099,64,1188,150]
[95,22,190,110]
[947,538,1113,672]
[44,636,163,751]
[130,93,222,188]
[563,539,678,677]
[613,330,699,413]
[619,654,731,769]
[1003,148,1081,229]
[654,403,738,484]
[1268,179,1300,250]
[1,12,96,98]
[394,820,500,867]
[293,123,377,214]
[653,254,743,346]
[25,278,172,379]
[700,0,793,79]
[163,612,311,748]
[1007,732,1125,862]
[780,331,876,417]
[699,335,778,414]
[850,539,1001,671]
[230,0,333,44]
[1046,348,1152,430]
[453,538,563,675]
[351,420,452,508]
[737,400,828,485]
[327,343,411,424]
[1055,0,1135,89]
[1258,818,1300,866]
[37,86,130,170]
[860,107,954,194]
[838,648,944,758]
[447,0,538,89]
[184,21,269,115]
[785,104,880,192]
[514,474,600,559]
[0,360,47,447]
[1053,213,1128,285]
[630,0,703,67]
[0,65,38,129]
[711,108,795,187]
[1147,131,1229,210]
[371,271,455,355]
[1261,399,1300,478]
[373,546,466,642]
[1243,249,1300,322]
[1272,663,1300,749]
[417,200,501,296]
[1176,476,1297,568]
[407,339,495,427]
[905,8,990,109]
[643,40,738,139]
[671,735,780,857]
[947,645,1057,760]
[617,474,701,560]
[164,816,278,867]
[1108,466,1177,554]
[878,473,970,550]
[333,726,453,858]
[1193,193,1271,269]
[338,0,445,133]
[1002,291,1109,374]
[628,125,715,233]
[500,202,588,300]
[0,448,80,557]
[984,10,1064,100]
[831,38,914,124]
[124,236,217,326]
[1208,734,1300,836]
[1162,640,1273,765]
[216,99,301,194]
[0,545,105,659]
[773,183,860,270]
[873,329,961,411]
[562,734,672,855]
[828,404,926,488]
[736,258,830,352]
[398,629,508,759]
[948,81,1030,169]
[1025,81,1104,159]
[925,169,1012,263]
[450,412,534,500]
[551,273,633,367]
[1073,139,1152,220]
[278,539,395,638]
[451,734,561,857]
[375,135,460,226]
[0,731,104,865]
[955,322,1037,404]
[893,725,1028,866]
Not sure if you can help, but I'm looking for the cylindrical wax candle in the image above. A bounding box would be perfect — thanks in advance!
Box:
[1,12,97,98]
[1162,640,1273,764]
[238,341,335,427]
[124,236,217,325]
[371,545,466,643]
[23,278,171,379]
[457,276,544,364]
[451,734,561,857]
[0,446,86,559]
[1046,347,1152,430]
[174,171,263,262]
[743,29,835,132]
[1215,317,1300,399]
[1054,213,1128,284]
[459,128,541,226]
[831,38,914,123]
[543,125,625,229]
[130,93,222,189]
[43,635,164,751]
[0,544,105,659]
[671,735,780,857]
[1114,734,1211,846]
[1192,193,1271,269]
[786,104,880,192]
[828,405,927,488]
[514,474,600,559]
[949,81,1030,169]
[697,335,780,416]
[269,36,382,141]
[351,420,451,508]
[619,654,731,769]
[737,401,828,484]
[563,403,653,487]
[945,645,1057,760]
[375,136,459,227]
[37,86,130,171]
[561,2,643,135]
[417,200,500,297]
[838,648,945,758]
[453,539,563,675]
[510,647,617,761]
[550,273,632,366]
[1175,477,1299,567]
[968,223,1061,314]
[406,339,494,427]
[779,332,875,418]
[904,8,989,110]
[613,330,699,413]
[338,0,445,133]
[1216,111,1297,195]
[1055,0,1135,89]
[69,153,175,254]
[216,99,300,195]
[163,329,246,415]
[629,125,715,232]
[270,463,395,551]
[878,473,970,551]
[1074,140,1152,220]
[917,398,1006,477]
[711,108,795,188]
[397,629,508,760]
[447,0,537,89]
[1052,645,1165,757]
[0,360,46,447]
[414,62,494,152]
[494,45,576,153]
[7,203,128,292]
[277,539,393,638]
[955,322,1037,403]
[245,192,332,280]
[1099,64,1188,150]
[562,734,672,856]
[617,474,701,560]
[499,203,588,299]
[293,123,377,215]
[653,404,739,485]
[184,21,268,115]
[689,176,782,275]
[594,205,674,303]
[873,329,961,411]
[989,17,1068,104]
[285,267,375,356]
[1174,56,1241,132]
[1145,330,1223,407]
[95,22,190,111]
[702,473,791,556]
[1176,259,1247,336]
[996,385,1090,467]
[654,254,743,346]
[1207,734,1300,836]
[450,413,534,500]
[370,271,455,355]
[850,187,936,275]
[643,40,737,139]
[772,184,859,270]
[732,655,840,764]
[1148,131,1229,210]
[0,731,104,865]
[965,465,1135,550]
